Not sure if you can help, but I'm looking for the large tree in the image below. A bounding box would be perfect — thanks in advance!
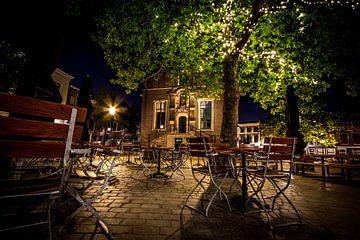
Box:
[94,0,359,147]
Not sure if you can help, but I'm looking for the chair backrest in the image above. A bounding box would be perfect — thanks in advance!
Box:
[186,137,210,158]
[0,92,87,184]
[263,137,297,173]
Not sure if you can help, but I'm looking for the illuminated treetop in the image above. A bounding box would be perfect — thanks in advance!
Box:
[94,0,359,145]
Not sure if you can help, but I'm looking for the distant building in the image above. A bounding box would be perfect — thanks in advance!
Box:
[51,68,74,104]
[335,125,360,155]
[67,85,80,106]
[237,121,261,145]
[140,76,224,147]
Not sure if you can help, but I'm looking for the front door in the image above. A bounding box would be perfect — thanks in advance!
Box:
[178,116,187,133]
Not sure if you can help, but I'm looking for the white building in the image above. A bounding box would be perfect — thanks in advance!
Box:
[51,68,74,104]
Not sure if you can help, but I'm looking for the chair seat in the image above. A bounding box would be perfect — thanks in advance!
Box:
[247,169,289,178]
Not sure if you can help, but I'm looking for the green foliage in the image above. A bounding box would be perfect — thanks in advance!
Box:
[93,0,359,144]
[239,4,333,115]
[94,0,172,93]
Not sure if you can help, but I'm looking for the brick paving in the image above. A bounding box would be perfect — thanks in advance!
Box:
[53,158,360,240]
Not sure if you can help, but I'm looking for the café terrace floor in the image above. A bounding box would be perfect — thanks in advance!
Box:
[9,159,360,240]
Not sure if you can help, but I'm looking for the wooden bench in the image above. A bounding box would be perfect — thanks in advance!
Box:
[293,156,316,176]
[0,92,87,239]
[294,154,360,181]
[327,155,360,181]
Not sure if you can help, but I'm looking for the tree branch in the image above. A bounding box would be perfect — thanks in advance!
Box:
[233,0,264,56]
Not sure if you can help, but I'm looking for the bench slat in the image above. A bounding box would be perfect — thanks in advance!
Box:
[0,116,82,141]
[0,92,87,122]
[0,141,65,158]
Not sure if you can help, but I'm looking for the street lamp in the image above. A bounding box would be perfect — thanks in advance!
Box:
[109,106,116,116]
[108,106,116,131]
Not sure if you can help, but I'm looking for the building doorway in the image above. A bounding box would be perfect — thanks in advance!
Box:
[178,116,187,133]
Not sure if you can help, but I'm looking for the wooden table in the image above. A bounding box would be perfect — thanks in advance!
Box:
[227,146,262,212]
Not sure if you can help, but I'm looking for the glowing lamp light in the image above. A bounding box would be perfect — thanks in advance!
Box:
[108,106,116,116]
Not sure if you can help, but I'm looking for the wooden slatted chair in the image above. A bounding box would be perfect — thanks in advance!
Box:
[0,92,87,239]
[246,137,302,229]
[182,137,234,217]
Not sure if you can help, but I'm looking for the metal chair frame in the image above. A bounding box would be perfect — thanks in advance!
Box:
[246,137,303,229]
[182,137,234,217]
[0,92,87,239]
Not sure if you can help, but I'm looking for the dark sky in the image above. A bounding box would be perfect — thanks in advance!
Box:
[58,16,142,107]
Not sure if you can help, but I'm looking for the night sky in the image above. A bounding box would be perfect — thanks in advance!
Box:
[58,16,142,107]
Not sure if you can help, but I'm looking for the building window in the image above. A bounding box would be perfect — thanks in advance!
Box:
[352,132,360,144]
[199,100,212,129]
[155,101,166,129]
[180,93,187,106]
[68,89,78,105]
[55,82,61,90]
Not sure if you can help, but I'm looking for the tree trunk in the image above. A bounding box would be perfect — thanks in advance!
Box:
[220,56,239,147]
[218,0,263,146]
[285,85,306,154]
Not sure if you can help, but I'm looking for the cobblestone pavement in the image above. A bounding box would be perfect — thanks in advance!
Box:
[57,159,360,240]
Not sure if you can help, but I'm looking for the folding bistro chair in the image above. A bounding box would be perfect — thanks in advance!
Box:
[246,137,302,229]
[129,148,156,182]
[63,141,119,239]
[182,137,234,217]
[163,144,187,181]
[0,92,87,239]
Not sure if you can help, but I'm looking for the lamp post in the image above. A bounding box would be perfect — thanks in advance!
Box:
[108,106,116,132]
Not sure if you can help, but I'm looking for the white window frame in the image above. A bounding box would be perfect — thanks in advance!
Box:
[153,100,167,130]
[197,99,214,130]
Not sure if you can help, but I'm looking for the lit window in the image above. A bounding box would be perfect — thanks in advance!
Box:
[155,101,166,129]
[199,100,212,129]
[69,90,78,105]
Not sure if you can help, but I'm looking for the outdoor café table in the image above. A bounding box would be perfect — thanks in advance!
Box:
[151,146,174,178]
[227,146,262,212]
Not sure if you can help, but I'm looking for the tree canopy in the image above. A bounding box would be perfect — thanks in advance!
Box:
[94,0,360,146]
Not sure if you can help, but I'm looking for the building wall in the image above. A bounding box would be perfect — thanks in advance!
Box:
[237,121,261,144]
[140,85,224,146]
